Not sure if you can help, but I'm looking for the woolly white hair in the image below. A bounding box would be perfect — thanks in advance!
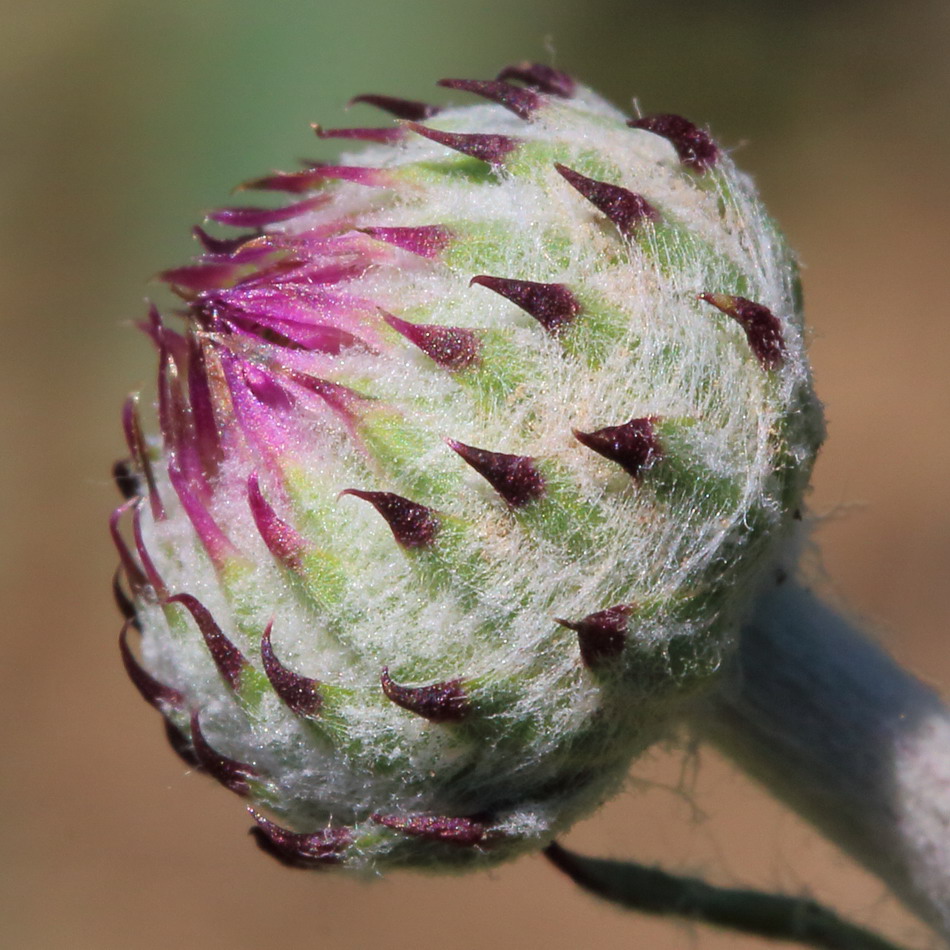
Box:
[124,73,822,871]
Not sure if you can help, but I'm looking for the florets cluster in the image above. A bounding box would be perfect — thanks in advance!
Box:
[113,63,823,871]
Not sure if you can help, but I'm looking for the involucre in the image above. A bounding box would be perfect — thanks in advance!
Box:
[112,64,823,871]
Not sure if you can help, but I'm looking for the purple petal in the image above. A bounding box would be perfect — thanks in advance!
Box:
[159,260,251,293]
[138,302,188,364]
[360,225,452,259]
[213,316,310,352]
[244,362,296,413]
[191,341,241,457]
[167,463,241,569]
[555,164,659,237]
[216,350,296,468]
[380,667,471,722]
[224,313,368,354]
[187,335,222,475]
[208,195,330,228]
[192,226,254,255]
[284,371,367,423]
[213,282,378,352]
[247,472,310,572]
[159,341,211,463]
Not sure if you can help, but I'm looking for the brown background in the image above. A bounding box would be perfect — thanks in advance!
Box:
[2,1,948,947]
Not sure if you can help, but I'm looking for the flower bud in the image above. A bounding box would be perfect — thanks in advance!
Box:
[113,64,823,872]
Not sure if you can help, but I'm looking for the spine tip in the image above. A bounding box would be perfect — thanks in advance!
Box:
[573,417,662,479]
[341,489,440,549]
[380,667,471,722]
[446,438,545,507]
[554,163,659,237]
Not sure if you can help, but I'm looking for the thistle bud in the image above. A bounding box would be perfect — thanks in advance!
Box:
[113,64,823,872]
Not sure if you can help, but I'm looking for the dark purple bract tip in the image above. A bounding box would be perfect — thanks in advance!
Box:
[248,809,352,869]
[470,275,581,336]
[629,114,719,172]
[164,719,201,768]
[371,812,486,846]
[556,604,634,668]
[554,164,659,237]
[131,502,169,602]
[110,500,150,600]
[438,78,541,120]
[122,394,164,520]
[447,439,545,508]
[573,417,662,479]
[405,123,519,165]
[349,93,441,121]
[112,459,139,500]
[361,225,452,259]
[285,371,367,421]
[169,593,249,691]
[247,472,310,572]
[119,622,185,712]
[241,164,389,194]
[496,62,576,98]
[341,490,440,549]
[261,622,322,717]
[381,311,481,370]
[189,711,260,797]
[380,667,471,722]
[112,569,139,627]
[698,293,785,370]
[192,225,252,256]
[313,124,406,145]
[208,195,329,229]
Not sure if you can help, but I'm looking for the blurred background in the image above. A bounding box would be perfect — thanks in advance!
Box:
[2,0,948,947]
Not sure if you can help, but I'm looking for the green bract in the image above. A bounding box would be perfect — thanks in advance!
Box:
[113,64,823,871]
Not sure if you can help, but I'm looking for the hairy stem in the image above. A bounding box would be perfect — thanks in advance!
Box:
[697,579,950,940]
[544,841,911,950]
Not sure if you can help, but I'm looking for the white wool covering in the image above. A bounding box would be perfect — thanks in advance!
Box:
[123,76,823,872]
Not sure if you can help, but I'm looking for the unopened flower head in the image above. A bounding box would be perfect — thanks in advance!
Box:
[113,63,823,872]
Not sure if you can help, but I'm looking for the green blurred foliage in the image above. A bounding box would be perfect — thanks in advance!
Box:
[3,0,948,331]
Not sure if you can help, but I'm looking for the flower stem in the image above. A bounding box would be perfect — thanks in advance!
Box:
[544,841,912,950]
[698,579,950,940]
